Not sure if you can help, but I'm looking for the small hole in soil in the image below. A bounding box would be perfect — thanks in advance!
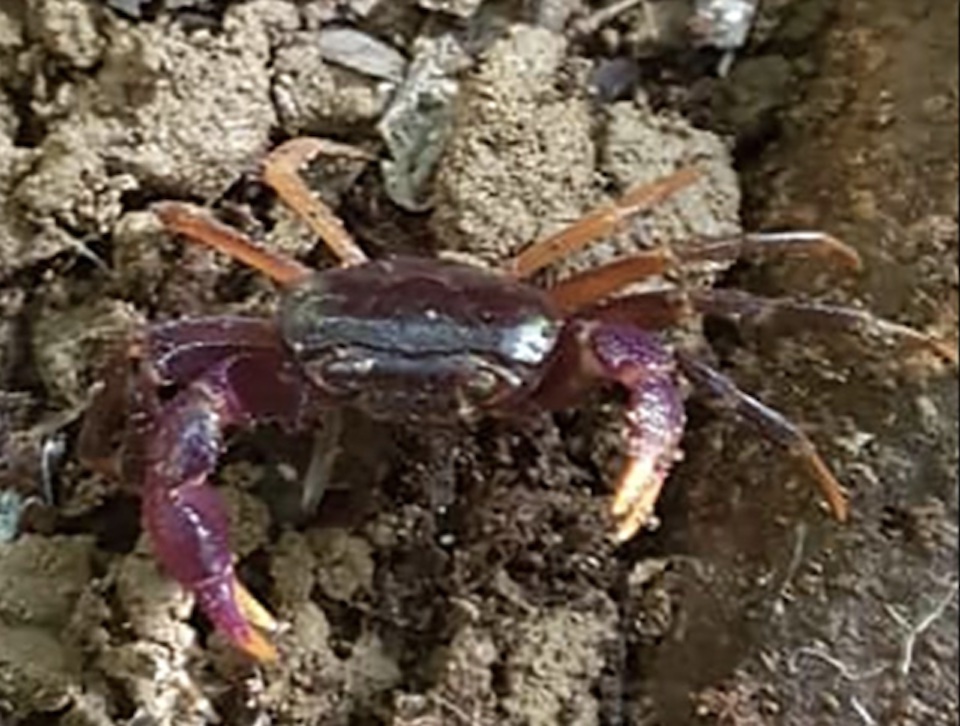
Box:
[58,493,141,554]
[317,597,365,655]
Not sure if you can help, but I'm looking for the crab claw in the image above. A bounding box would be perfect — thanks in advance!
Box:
[141,358,288,661]
[144,480,281,662]
[587,325,686,542]
[611,452,672,542]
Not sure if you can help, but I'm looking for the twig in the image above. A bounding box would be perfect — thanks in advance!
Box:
[572,0,645,35]
[773,522,807,613]
[850,696,877,726]
[431,692,482,726]
[790,646,887,682]
[884,581,959,677]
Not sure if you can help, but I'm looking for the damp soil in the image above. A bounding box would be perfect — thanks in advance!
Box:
[0,1,956,725]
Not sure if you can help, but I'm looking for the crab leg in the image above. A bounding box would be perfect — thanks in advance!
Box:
[143,352,310,661]
[79,318,286,480]
[154,203,313,287]
[146,317,286,383]
[578,285,954,362]
[688,289,957,363]
[583,324,687,541]
[78,345,160,482]
[578,290,691,330]
[676,352,849,522]
[261,137,372,267]
[548,231,861,313]
[506,168,700,278]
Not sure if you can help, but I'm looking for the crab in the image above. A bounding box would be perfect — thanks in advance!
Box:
[78,137,954,662]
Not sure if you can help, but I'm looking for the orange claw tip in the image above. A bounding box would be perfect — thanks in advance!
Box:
[234,578,279,633]
[221,577,279,662]
[235,626,279,663]
[610,456,667,543]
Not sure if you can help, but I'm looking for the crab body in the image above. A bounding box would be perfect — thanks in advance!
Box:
[280,256,564,423]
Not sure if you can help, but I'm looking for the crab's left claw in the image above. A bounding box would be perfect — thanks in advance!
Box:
[587,325,687,542]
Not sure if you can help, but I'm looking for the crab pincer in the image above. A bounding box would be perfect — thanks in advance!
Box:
[142,354,298,661]
[586,325,686,541]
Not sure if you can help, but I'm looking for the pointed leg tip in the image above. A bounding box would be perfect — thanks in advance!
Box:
[612,517,643,544]
[150,200,188,224]
[829,495,850,523]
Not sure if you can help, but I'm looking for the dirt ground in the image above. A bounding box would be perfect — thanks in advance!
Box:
[0,1,956,724]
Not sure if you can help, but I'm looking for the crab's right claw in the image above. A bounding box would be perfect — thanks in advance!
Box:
[145,482,281,662]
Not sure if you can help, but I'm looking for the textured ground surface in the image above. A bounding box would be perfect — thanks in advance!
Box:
[0,1,956,724]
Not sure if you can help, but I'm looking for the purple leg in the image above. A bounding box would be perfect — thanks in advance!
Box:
[577,287,954,362]
[143,351,312,661]
[147,317,285,384]
[79,318,287,481]
[676,352,848,521]
[579,323,687,541]
[688,289,956,363]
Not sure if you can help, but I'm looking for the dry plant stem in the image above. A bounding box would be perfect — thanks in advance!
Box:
[790,647,887,682]
[261,137,372,267]
[301,411,343,514]
[573,0,646,35]
[153,202,313,287]
[884,581,959,677]
[850,697,878,726]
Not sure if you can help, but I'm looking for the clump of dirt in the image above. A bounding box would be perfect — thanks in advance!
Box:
[0,1,956,725]
[272,31,392,136]
[431,24,740,276]
[3,0,287,278]
[0,534,94,719]
[500,598,617,725]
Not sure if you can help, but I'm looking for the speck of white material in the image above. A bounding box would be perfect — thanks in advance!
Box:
[0,490,24,543]
[693,0,758,50]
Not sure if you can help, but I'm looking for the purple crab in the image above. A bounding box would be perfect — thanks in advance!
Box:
[79,137,953,661]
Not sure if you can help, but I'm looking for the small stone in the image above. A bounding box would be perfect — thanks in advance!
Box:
[417,0,484,19]
[316,27,407,83]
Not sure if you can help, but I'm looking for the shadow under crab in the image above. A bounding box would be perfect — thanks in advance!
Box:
[78,136,954,662]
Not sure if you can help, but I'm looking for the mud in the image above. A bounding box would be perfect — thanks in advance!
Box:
[0,1,956,725]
